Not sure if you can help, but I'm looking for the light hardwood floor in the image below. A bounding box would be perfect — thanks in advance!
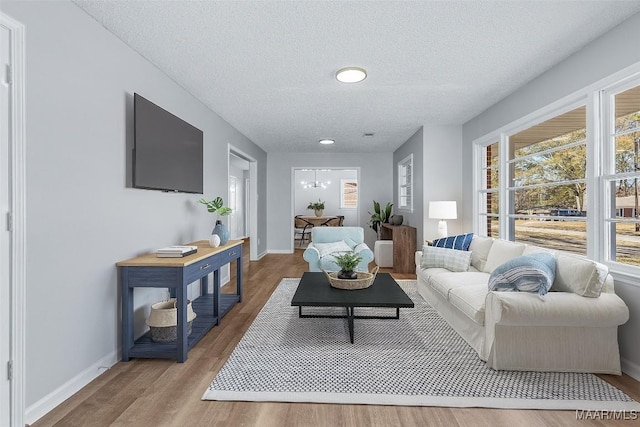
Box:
[32,240,640,427]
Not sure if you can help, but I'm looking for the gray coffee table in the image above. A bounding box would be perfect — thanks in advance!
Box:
[290,272,414,343]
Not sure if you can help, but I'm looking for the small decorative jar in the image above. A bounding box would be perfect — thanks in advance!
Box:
[212,220,229,245]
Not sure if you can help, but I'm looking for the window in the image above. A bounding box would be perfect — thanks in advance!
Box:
[603,83,640,267]
[508,105,588,255]
[398,154,413,212]
[478,141,500,237]
[475,70,640,277]
[340,179,358,209]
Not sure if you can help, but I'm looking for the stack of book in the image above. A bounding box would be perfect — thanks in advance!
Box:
[156,245,198,258]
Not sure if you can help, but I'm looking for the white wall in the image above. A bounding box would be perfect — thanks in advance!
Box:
[268,152,393,252]
[391,124,464,248]
[392,127,423,245]
[294,169,358,226]
[1,1,267,420]
[422,125,464,241]
[461,12,640,377]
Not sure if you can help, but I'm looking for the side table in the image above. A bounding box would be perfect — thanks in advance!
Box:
[117,239,243,363]
[379,224,417,274]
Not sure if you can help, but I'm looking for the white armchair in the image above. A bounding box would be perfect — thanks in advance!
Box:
[303,227,374,272]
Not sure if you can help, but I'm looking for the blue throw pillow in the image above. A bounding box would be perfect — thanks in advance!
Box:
[488,252,557,296]
[432,233,474,251]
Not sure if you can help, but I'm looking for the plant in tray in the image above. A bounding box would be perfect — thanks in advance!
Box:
[333,251,363,279]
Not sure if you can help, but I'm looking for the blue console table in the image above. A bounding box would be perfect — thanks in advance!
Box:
[117,240,243,363]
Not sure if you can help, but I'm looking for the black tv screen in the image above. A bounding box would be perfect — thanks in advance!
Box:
[133,93,203,194]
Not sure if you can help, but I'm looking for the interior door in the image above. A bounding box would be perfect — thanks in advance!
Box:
[228,175,237,239]
[1,23,13,425]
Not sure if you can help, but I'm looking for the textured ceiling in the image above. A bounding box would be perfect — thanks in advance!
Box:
[73,1,640,153]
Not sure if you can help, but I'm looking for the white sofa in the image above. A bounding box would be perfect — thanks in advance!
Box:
[415,236,630,374]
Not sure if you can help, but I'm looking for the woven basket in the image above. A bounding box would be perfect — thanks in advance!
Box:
[146,298,197,343]
[323,266,379,290]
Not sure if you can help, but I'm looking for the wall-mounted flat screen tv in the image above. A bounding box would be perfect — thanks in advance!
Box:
[133,93,203,194]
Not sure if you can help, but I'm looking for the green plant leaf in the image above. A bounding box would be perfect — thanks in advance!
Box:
[199,196,231,216]
[368,200,393,232]
[333,251,362,271]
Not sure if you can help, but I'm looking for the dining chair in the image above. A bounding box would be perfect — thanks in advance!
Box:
[294,215,314,246]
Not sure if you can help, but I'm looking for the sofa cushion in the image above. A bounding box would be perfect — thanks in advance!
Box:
[429,271,491,300]
[486,291,629,327]
[522,245,555,256]
[483,240,526,273]
[313,240,352,258]
[488,253,557,296]
[432,233,474,251]
[420,245,472,272]
[318,254,343,271]
[552,253,607,298]
[468,236,494,271]
[448,285,488,325]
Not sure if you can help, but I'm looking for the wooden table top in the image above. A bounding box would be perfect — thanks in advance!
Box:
[297,215,339,226]
[116,239,243,267]
[298,215,337,220]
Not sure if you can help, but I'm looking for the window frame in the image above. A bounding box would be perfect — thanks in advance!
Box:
[473,137,502,238]
[601,76,640,276]
[397,154,413,212]
[473,63,640,281]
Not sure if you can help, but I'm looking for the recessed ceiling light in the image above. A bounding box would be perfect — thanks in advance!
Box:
[319,139,335,145]
[336,67,367,83]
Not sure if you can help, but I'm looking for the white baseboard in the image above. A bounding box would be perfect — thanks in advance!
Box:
[268,249,293,254]
[25,350,119,425]
[621,357,640,382]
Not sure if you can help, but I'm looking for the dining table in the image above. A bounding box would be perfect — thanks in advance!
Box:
[297,215,338,226]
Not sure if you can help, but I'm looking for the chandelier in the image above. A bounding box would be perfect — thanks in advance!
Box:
[301,169,331,189]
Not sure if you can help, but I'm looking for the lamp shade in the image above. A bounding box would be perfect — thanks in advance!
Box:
[429,201,457,219]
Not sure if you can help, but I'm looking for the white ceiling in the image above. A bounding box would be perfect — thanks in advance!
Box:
[73,1,640,153]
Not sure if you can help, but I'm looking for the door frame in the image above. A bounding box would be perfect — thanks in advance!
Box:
[228,145,258,260]
[290,167,361,252]
[1,12,26,427]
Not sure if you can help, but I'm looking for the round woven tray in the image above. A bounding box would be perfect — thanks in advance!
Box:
[323,266,379,290]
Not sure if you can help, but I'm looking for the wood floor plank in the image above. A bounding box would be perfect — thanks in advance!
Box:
[31,239,640,427]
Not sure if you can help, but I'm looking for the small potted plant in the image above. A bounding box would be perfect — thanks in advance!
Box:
[333,251,363,280]
[307,199,325,217]
[198,196,232,246]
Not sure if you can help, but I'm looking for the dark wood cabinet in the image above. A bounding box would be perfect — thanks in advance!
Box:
[379,224,417,274]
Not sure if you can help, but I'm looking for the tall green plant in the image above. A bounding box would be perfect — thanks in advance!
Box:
[368,201,393,235]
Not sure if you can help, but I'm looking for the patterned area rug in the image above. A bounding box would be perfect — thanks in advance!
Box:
[203,279,639,410]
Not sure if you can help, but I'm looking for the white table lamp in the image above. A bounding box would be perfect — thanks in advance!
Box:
[429,201,457,238]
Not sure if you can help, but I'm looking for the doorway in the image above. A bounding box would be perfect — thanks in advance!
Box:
[228,146,258,260]
[291,167,360,251]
